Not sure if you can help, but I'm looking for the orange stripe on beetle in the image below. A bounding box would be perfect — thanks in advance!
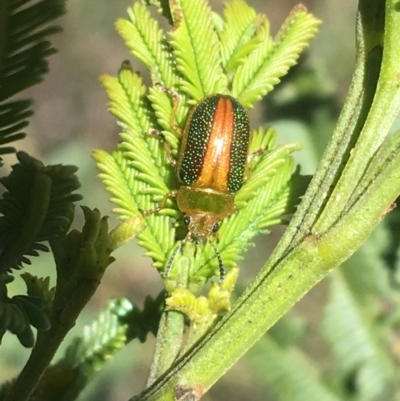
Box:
[196,97,234,192]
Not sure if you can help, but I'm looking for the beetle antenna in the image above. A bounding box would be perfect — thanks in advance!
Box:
[164,239,225,282]
[209,241,225,282]
[164,239,186,277]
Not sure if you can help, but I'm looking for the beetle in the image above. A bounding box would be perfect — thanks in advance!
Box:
[154,93,250,280]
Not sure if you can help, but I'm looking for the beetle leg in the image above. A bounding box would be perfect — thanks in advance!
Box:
[143,189,178,216]
[154,84,182,136]
[146,129,177,166]
[244,148,265,179]
[247,148,264,162]
[209,241,225,282]
[167,90,181,135]
[163,237,188,277]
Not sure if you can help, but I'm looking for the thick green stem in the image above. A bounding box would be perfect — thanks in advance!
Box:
[145,311,185,388]
[4,318,75,401]
[314,0,400,233]
[145,257,189,387]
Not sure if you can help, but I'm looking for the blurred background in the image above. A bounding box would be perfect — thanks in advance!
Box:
[2,0,400,400]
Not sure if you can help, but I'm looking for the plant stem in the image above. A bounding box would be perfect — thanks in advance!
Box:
[4,277,100,401]
[145,257,189,387]
[4,318,75,401]
[314,0,400,233]
[145,311,185,387]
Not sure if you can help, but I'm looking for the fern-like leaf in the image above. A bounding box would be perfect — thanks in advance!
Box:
[0,0,66,155]
[0,152,82,273]
[20,272,55,308]
[232,5,321,108]
[52,298,133,401]
[218,0,258,72]
[116,3,179,87]
[247,335,341,401]
[97,64,176,267]
[168,0,227,99]
[122,291,165,343]
[322,269,395,400]
[0,274,50,348]
[0,299,133,401]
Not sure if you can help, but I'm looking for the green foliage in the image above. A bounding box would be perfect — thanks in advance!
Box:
[0,275,49,348]
[0,0,84,351]
[254,57,400,400]
[0,0,66,158]
[20,272,55,307]
[122,291,165,343]
[320,224,399,400]
[116,4,179,88]
[168,0,228,98]
[248,336,341,401]
[0,152,82,274]
[323,272,394,400]
[0,293,167,401]
[96,0,320,293]
[218,0,259,72]
[50,207,126,287]
[47,298,134,401]
[166,267,239,347]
